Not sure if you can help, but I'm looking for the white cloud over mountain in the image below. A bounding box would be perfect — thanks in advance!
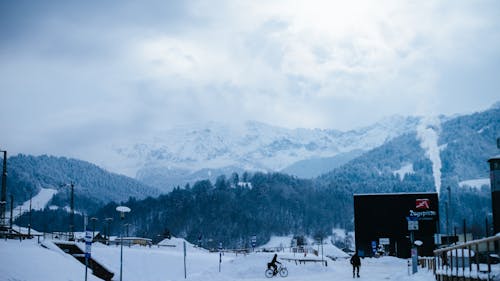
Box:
[1,0,499,168]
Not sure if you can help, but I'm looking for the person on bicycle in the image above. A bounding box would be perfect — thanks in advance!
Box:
[268,254,281,275]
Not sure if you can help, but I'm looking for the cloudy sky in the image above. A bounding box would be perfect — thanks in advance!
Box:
[1,0,499,165]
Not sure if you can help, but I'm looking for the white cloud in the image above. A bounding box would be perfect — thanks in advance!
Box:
[0,0,499,163]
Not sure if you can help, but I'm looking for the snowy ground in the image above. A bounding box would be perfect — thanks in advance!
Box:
[0,238,437,281]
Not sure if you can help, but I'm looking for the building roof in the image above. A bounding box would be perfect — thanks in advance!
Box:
[11,225,43,235]
[73,231,100,239]
[354,192,438,196]
[488,154,500,162]
[115,237,152,242]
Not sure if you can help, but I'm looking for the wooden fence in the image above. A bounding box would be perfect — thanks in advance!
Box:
[433,234,499,281]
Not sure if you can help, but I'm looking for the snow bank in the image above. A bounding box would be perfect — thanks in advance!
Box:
[322,242,350,259]
[157,236,202,252]
[0,239,102,281]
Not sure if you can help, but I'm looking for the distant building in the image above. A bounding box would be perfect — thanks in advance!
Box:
[488,155,500,235]
[111,236,152,247]
[353,192,439,258]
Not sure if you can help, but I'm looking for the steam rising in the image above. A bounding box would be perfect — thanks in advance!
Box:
[417,117,442,196]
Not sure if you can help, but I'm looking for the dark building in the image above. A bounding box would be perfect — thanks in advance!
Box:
[488,155,500,235]
[354,192,439,258]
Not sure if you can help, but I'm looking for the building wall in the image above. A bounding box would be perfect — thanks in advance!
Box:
[489,158,500,235]
[353,193,439,258]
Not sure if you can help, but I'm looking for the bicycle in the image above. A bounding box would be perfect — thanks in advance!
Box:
[265,264,288,278]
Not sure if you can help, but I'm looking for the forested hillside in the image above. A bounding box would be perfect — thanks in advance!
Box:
[440,107,500,182]
[87,173,351,248]
[317,133,435,194]
[3,155,160,213]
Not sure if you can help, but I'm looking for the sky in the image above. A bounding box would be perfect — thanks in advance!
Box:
[1,0,499,163]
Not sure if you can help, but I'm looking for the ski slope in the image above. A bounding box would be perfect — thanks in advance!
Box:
[8,188,58,218]
[0,238,436,281]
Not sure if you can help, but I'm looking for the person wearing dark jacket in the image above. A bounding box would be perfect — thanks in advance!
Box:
[268,254,281,275]
[350,251,361,278]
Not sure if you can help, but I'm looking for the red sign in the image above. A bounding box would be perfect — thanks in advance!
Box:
[416,199,430,210]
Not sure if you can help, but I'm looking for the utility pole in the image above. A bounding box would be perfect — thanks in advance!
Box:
[70,182,74,241]
[91,217,98,239]
[61,182,75,241]
[447,186,451,236]
[463,219,467,243]
[9,194,13,229]
[104,217,113,244]
[28,192,32,237]
[1,150,7,227]
[485,217,489,237]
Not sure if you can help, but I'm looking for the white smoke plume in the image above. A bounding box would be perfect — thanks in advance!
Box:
[417,116,442,196]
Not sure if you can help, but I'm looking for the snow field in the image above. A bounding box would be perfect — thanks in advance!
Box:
[0,238,436,281]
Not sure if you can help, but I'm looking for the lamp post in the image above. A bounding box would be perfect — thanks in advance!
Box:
[9,194,13,229]
[116,206,131,281]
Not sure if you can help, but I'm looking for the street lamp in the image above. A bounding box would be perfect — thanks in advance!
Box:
[116,206,131,281]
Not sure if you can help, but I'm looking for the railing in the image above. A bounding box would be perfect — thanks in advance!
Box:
[419,256,436,271]
[433,234,500,281]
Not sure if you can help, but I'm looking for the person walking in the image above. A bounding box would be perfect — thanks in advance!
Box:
[350,251,361,278]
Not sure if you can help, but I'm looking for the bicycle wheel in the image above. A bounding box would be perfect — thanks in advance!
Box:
[279,267,288,277]
[265,269,274,278]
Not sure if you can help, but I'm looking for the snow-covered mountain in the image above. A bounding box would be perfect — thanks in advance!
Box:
[112,116,421,190]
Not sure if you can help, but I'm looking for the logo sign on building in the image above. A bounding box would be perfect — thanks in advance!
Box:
[409,198,436,220]
[415,199,430,210]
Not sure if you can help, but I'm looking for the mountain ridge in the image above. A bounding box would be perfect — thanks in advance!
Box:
[112,115,422,191]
